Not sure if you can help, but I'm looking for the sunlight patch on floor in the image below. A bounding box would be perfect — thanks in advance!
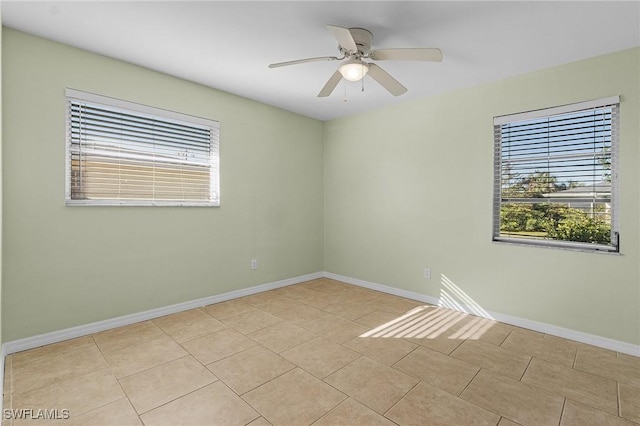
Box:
[359,275,495,340]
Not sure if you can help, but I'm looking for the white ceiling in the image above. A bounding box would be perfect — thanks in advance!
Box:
[2,1,639,121]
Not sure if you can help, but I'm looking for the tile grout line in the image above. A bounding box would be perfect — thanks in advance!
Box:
[453,368,507,424]
[382,380,421,420]
[390,344,421,370]
[557,397,567,426]
[518,355,535,381]
[458,366,483,397]
[211,346,297,398]
[616,381,621,417]
[132,380,216,418]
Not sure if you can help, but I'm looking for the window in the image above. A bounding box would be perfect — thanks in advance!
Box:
[493,96,619,252]
[66,89,220,206]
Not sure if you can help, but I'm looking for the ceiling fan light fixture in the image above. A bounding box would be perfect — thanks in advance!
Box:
[339,59,369,81]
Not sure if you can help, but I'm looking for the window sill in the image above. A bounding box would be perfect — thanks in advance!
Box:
[492,237,621,255]
[65,200,220,207]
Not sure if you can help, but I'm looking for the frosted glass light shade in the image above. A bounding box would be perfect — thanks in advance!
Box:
[339,60,369,82]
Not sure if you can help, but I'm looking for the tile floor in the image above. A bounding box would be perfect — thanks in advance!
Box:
[2,278,639,426]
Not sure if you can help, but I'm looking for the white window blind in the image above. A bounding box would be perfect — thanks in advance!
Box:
[493,96,619,252]
[66,89,220,206]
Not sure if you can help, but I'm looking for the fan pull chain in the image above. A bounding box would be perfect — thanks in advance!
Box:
[343,81,348,102]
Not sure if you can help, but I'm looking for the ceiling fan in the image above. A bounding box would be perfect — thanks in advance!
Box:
[268,25,443,98]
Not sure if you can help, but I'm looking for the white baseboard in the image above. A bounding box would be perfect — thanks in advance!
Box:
[4,272,323,355]
[324,272,640,357]
[4,270,638,357]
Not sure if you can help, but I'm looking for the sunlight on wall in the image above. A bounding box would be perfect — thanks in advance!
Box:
[439,274,493,319]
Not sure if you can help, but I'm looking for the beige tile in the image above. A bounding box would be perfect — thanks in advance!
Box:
[140,381,258,426]
[359,306,465,354]
[340,285,386,303]
[247,295,329,323]
[4,354,12,390]
[119,355,216,414]
[237,290,285,307]
[451,339,531,379]
[246,417,272,426]
[271,285,321,301]
[298,291,342,309]
[560,399,637,426]
[366,294,423,315]
[522,357,618,414]
[618,352,640,367]
[393,346,479,395]
[500,330,577,367]
[221,309,283,334]
[300,279,351,295]
[93,321,166,353]
[247,322,316,353]
[574,345,640,387]
[3,355,11,426]
[361,306,464,339]
[243,368,346,425]
[460,369,564,426]
[339,287,383,304]
[207,346,295,395]
[314,398,396,426]
[298,316,368,344]
[324,356,418,414]
[403,334,464,355]
[497,418,522,426]
[181,328,257,365]
[322,300,379,321]
[12,345,108,395]
[67,398,142,426]
[102,336,188,378]
[11,336,96,368]
[344,336,417,366]
[9,279,638,426]
[386,381,500,426]
[579,343,617,355]
[13,369,123,419]
[446,316,514,346]
[298,278,325,289]
[356,310,403,328]
[510,326,545,338]
[152,308,227,343]
[248,296,298,314]
[280,337,360,379]
[203,299,257,319]
[620,382,640,423]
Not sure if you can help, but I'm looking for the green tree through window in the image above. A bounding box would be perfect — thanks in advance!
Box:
[493,97,619,252]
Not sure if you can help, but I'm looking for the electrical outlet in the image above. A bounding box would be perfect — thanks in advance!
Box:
[251,259,258,270]
[423,268,431,279]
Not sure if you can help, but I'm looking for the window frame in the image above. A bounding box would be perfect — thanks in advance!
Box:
[492,96,620,253]
[65,88,220,207]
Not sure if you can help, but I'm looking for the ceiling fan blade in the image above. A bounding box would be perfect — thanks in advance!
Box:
[326,25,358,53]
[370,48,443,62]
[367,64,407,96]
[317,71,343,97]
[269,56,339,68]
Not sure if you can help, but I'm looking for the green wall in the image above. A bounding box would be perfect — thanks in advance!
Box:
[2,29,324,341]
[3,27,639,347]
[324,47,640,345]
